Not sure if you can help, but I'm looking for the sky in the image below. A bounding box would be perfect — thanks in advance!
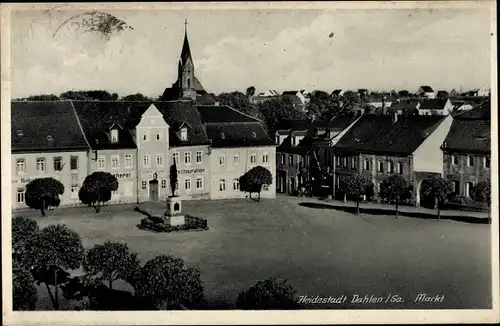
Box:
[10,6,493,98]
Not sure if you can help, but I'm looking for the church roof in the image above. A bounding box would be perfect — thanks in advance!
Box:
[180,27,192,66]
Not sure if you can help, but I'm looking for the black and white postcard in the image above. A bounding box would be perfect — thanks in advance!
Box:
[1,1,498,325]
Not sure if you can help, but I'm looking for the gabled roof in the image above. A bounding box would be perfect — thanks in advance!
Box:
[419,85,434,92]
[443,119,490,154]
[127,101,210,147]
[275,119,328,132]
[389,99,420,114]
[282,91,299,95]
[418,98,449,111]
[455,99,490,120]
[72,101,137,150]
[196,105,260,123]
[11,101,90,152]
[334,114,445,155]
[205,122,275,148]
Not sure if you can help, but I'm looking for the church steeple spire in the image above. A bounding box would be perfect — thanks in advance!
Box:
[180,18,192,66]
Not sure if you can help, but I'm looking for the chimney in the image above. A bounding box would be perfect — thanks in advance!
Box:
[393,112,398,123]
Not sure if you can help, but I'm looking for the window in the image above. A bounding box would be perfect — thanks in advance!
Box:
[184,152,191,164]
[219,179,226,191]
[184,178,191,191]
[288,155,294,166]
[292,137,296,146]
[336,156,341,167]
[143,155,150,168]
[111,129,118,143]
[111,155,120,169]
[156,130,163,141]
[196,177,203,190]
[377,160,384,172]
[17,188,25,204]
[125,154,133,168]
[142,131,149,142]
[196,151,202,163]
[36,158,45,172]
[180,128,188,141]
[98,156,106,169]
[172,153,179,165]
[453,180,460,195]
[363,159,370,171]
[16,159,25,175]
[156,154,164,167]
[387,161,394,173]
[397,162,403,174]
[351,157,356,169]
[342,157,347,168]
[262,153,269,164]
[219,154,226,166]
[465,182,474,197]
[467,156,474,167]
[484,157,490,168]
[70,156,78,171]
[53,157,62,171]
[233,178,240,190]
[71,184,79,199]
[280,154,285,165]
[234,153,240,165]
[452,155,459,165]
[377,182,381,193]
[275,135,280,144]
[250,153,256,164]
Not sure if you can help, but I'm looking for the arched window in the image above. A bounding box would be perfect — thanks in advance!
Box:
[187,78,191,88]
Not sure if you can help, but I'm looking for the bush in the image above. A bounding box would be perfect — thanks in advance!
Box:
[12,217,39,267]
[236,278,299,310]
[139,215,208,233]
[13,262,38,310]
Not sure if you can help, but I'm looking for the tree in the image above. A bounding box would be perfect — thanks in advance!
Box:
[25,177,64,217]
[236,278,298,310]
[259,97,307,131]
[239,166,273,202]
[398,90,410,97]
[306,90,342,121]
[419,176,454,220]
[60,90,117,101]
[13,261,38,311]
[83,242,141,290]
[79,172,119,213]
[16,94,60,101]
[338,174,373,214]
[471,181,491,223]
[340,90,361,113]
[246,86,256,97]
[216,91,261,119]
[379,175,413,218]
[120,93,151,101]
[170,163,178,197]
[134,255,205,309]
[24,224,84,310]
[12,216,39,266]
[197,92,217,105]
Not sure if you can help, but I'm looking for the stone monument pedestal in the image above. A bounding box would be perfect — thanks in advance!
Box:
[165,196,185,226]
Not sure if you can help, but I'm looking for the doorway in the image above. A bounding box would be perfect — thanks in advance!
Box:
[149,180,159,201]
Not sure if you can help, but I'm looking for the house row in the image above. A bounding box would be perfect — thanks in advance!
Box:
[11,100,276,210]
[274,99,491,206]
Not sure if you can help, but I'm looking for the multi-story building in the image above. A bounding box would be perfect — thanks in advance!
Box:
[11,101,90,209]
[333,113,454,205]
[442,100,491,200]
[197,105,276,199]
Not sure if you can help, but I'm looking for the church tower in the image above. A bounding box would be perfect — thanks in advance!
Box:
[177,19,196,100]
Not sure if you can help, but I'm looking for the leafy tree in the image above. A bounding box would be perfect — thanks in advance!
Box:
[170,163,178,197]
[338,174,373,214]
[306,90,342,121]
[13,261,38,311]
[239,166,273,202]
[216,91,261,119]
[18,94,60,101]
[12,216,39,266]
[120,93,151,101]
[79,172,119,213]
[419,176,454,220]
[471,180,491,223]
[24,224,84,310]
[340,90,361,113]
[83,242,141,290]
[25,177,64,217]
[134,255,205,310]
[197,92,217,105]
[60,90,117,101]
[379,175,413,218]
[259,97,307,131]
[398,90,410,97]
[236,278,298,310]
[246,86,256,97]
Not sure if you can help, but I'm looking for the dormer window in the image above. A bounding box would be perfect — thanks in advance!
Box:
[292,137,296,146]
[110,129,119,143]
[17,129,23,137]
[180,128,188,141]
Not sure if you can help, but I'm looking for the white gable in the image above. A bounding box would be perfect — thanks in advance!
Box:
[143,104,163,117]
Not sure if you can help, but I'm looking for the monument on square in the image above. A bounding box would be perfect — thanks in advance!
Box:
[165,162,185,226]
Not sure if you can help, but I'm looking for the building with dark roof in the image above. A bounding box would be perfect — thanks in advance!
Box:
[11,101,91,209]
[388,99,421,115]
[417,85,435,99]
[417,98,454,116]
[442,99,491,203]
[161,20,207,102]
[333,113,454,205]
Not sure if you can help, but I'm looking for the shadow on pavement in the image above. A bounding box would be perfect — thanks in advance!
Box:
[298,202,490,224]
